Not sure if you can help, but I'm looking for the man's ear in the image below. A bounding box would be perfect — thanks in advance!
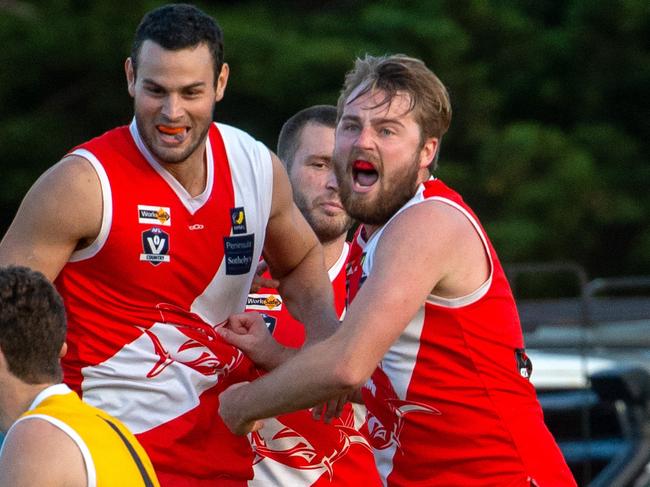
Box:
[0,347,7,373]
[419,137,439,170]
[214,63,230,102]
[59,342,68,359]
[125,57,136,98]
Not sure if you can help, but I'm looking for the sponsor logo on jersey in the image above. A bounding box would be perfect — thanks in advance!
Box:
[246,294,283,311]
[230,207,247,234]
[138,205,171,226]
[515,348,533,379]
[224,234,254,275]
[140,227,170,265]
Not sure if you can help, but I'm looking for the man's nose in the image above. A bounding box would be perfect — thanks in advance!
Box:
[161,94,183,120]
[353,126,374,150]
[326,168,339,191]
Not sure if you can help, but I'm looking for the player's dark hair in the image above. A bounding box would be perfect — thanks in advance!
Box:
[0,266,66,383]
[277,105,337,172]
[131,3,224,85]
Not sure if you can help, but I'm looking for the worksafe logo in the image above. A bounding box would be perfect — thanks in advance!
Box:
[230,207,247,234]
[246,294,283,311]
[138,205,171,226]
[140,227,170,265]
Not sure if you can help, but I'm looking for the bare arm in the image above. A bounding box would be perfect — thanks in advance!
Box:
[0,156,102,280]
[0,419,87,487]
[262,152,339,343]
[220,200,489,433]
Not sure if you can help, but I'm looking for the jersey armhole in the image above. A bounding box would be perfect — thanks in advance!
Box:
[257,141,274,226]
[11,414,97,487]
[328,242,350,281]
[424,197,493,308]
[67,149,112,262]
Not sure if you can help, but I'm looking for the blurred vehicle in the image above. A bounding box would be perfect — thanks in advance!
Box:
[509,263,650,487]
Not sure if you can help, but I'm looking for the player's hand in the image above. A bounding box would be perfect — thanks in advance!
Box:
[219,382,264,435]
[311,393,351,423]
[219,312,289,370]
[249,261,280,293]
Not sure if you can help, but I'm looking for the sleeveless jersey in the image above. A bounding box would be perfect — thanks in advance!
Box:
[245,244,381,486]
[55,120,273,485]
[10,384,159,487]
[347,179,576,487]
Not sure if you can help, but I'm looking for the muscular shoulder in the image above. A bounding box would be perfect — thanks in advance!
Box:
[377,199,489,298]
[29,155,103,239]
[381,199,474,251]
[31,154,100,204]
[0,417,86,487]
[0,155,102,278]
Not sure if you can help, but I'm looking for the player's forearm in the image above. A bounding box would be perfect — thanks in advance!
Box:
[278,244,339,342]
[219,336,361,433]
[260,344,299,370]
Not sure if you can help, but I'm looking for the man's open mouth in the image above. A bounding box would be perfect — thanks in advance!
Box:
[352,160,378,187]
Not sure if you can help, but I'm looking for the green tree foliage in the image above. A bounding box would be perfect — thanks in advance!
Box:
[1,0,648,277]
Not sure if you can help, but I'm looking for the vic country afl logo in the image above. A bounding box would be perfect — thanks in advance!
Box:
[140,227,170,265]
[361,367,441,451]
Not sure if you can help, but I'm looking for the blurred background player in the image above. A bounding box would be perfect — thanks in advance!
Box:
[244,105,380,486]
[0,265,159,487]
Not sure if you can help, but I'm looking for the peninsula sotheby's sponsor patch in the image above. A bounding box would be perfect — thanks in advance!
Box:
[224,234,254,275]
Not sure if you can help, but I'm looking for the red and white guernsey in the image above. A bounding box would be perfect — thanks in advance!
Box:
[348,179,576,487]
[245,244,381,486]
[55,120,273,486]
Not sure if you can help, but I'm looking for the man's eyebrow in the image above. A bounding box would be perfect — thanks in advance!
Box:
[307,153,332,162]
[340,114,405,128]
[181,82,207,90]
[141,79,207,90]
[370,116,406,127]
